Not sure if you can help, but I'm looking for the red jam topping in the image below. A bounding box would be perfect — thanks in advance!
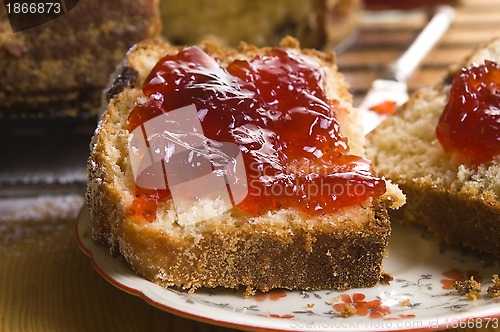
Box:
[370,100,397,115]
[128,46,386,220]
[436,60,500,164]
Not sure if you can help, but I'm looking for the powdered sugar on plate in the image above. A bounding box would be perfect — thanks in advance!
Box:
[0,195,84,251]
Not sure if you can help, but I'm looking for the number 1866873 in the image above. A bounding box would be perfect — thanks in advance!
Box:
[5,2,62,14]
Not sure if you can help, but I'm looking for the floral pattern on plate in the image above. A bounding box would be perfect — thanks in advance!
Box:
[77,208,500,331]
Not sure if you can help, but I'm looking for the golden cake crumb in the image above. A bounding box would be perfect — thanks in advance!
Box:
[379,271,394,285]
[453,276,482,300]
[307,303,315,308]
[400,299,411,307]
[487,274,500,298]
[244,286,256,298]
[339,303,356,318]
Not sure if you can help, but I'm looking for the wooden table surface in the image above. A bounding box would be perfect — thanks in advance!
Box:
[1,0,499,331]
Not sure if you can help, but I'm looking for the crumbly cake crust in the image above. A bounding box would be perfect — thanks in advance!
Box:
[391,184,500,258]
[87,38,404,291]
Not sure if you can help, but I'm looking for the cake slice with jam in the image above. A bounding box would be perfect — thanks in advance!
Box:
[367,38,500,259]
[86,37,404,292]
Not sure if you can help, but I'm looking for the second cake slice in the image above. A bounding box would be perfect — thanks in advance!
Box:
[367,38,500,259]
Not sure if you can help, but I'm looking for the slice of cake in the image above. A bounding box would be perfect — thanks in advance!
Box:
[0,0,160,118]
[367,38,500,259]
[86,37,404,292]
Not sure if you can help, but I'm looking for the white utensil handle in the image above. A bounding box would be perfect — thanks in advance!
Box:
[389,5,455,82]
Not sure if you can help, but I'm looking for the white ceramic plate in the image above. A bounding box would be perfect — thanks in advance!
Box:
[76,208,500,331]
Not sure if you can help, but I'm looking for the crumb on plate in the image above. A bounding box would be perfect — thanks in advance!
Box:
[400,299,411,307]
[340,303,356,318]
[487,274,500,298]
[453,276,482,300]
[379,271,393,285]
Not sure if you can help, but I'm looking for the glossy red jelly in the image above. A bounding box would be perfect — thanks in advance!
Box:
[128,46,386,220]
[436,60,500,165]
[371,100,397,115]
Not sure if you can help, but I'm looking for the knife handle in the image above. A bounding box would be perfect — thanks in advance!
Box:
[382,5,455,82]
